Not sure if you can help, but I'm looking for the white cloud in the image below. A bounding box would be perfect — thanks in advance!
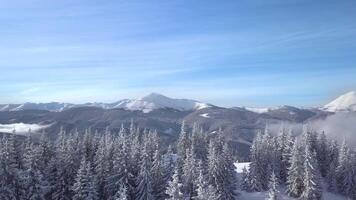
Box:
[0,123,50,134]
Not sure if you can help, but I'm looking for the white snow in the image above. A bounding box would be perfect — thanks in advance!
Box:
[323,91,356,112]
[0,123,49,134]
[0,93,211,113]
[234,162,348,200]
[244,107,271,113]
[119,93,210,113]
[199,113,210,118]
[234,162,250,173]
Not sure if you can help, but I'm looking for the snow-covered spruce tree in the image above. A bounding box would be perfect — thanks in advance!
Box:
[165,167,183,200]
[336,140,355,197]
[207,138,237,200]
[177,121,190,160]
[182,148,197,198]
[287,140,304,198]
[151,149,166,200]
[191,123,208,161]
[221,142,238,198]
[247,131,264,192]
[38,130,54,174]
[267,171,280,200]
[72,158,98,200]
[129,129,142,179]
[82,128,95,162]
[326,140,339,192]
[0,134,25,200]
[53,131,77,200]
[114,184,128,200]
[94,135,109,199]
[136,143,154,200]
[278,128,294,183]
[44,156,59,200]
[106,136,134,199]
[240,166,250,191]
[194,162,218,200]
[22,143,47,200]
[316,131,329,177]
[300,145,322,200]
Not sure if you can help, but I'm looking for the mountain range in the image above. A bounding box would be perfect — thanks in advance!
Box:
[1,91,355,113]
[0,91,355,159]
[0,93,211,113]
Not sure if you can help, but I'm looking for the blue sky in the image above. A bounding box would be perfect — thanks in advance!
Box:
[0,0,356,107]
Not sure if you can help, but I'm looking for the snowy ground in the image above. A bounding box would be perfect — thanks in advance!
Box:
[234,162,348,200]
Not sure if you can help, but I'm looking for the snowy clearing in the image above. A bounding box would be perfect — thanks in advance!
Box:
[199,113,210,118]
[234,162,348,200]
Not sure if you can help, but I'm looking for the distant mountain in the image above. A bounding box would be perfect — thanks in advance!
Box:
[323,91,356,112]
[0,98,332,159]
[0,93,211,113]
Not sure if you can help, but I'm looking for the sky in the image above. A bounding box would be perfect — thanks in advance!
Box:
[0,0,356,107]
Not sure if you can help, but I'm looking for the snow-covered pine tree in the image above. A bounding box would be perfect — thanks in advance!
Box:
[151,149,166,200]
[194,162,218,200]
[267,171,280,200]
[182,148,197,198]
[106,136,134,199]
[0,134,24,199]
[38,130,53,173]
[247,132,264,192]
[300,144,322,200]
[279,128,294,183]
[316,131,329,177]
[287,141,304,198]
[240,166,250,191]
[72,158,98,200]
[326,140,339,192]
[135,143,154,200]
[336,140,352,195]
[221,142,238,199]
[22,143,46,200]
[44,156,59,199]
[165,167,183,200]
[94,135,109,199]
[114,184,128,200]
[53,132,76,200]
[177,121,190,160]
[207,138,237,200]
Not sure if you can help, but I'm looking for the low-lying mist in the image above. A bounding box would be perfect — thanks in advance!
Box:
[268,112,356,147]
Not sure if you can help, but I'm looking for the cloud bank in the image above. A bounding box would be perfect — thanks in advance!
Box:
[0,123,49,134]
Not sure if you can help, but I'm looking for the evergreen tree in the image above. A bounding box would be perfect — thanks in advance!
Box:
[194,161,218,200]
[336,140,353,196]
[182,148,197,198]
[94,136,109,199]
[136,143,154,200]
[72,158,98,200]
[316,132,329,177]
[114,184,128,200]
[287,141,304,198]
[166,167,183,200]
[240,167,250,191]
[22,144,46,200]
[267,171,280,200]
[326,140,339,192]
[300,145,322,200]
[151,149,166,200]
[0,134,24,200]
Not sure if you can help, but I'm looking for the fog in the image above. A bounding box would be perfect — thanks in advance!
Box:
[268,112,356,147]
[0,123,49,134]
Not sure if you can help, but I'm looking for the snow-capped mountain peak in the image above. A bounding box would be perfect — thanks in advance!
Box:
[0,93,211,113]
[323,91,356,112]
[123,93,210,113]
